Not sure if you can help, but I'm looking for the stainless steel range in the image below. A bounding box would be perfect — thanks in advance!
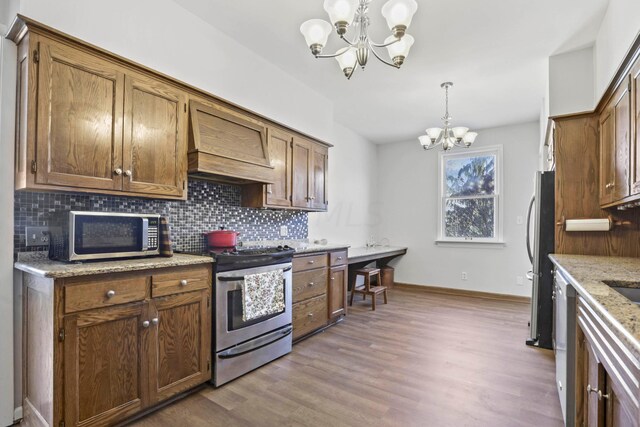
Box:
[211,246,294,386]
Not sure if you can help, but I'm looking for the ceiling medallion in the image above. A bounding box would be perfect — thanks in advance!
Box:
[300,0,418,79]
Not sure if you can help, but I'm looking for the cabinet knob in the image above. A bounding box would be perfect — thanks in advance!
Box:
[331,276,335,281]
[114,168,123,176]
[151,317,159,325]
[308,260,315,264]
[266,185,273,194]
[180,279,188,286]
[587,384,610,401]
[307,313,314,318]
[142,320,150,328]
[308,282,314,287]
[337,257,343,261]
[106,290,116,298]
[124,170,132,177]
[605,182,615,189]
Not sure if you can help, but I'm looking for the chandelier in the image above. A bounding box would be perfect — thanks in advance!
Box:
[419,82,478,151]
[300,0,418,79]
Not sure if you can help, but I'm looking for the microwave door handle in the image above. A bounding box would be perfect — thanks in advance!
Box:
[142,218,149,251]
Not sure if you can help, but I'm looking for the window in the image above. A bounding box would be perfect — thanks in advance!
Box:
[438,146,503,243]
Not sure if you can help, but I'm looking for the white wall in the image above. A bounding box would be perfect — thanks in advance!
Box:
[307,122,378,246]
[548,46,595,117]
[376,122,539,297]
[0,0,19,423]
[594,0,640,100]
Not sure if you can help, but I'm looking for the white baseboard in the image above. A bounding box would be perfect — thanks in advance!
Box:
[13,406,22,422]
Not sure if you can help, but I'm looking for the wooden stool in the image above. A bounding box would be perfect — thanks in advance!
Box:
[349,267,388,311]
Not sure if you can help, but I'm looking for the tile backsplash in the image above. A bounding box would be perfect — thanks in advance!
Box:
[14,179,308,255]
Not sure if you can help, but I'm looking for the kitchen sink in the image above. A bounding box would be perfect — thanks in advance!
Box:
[603,281,640,305]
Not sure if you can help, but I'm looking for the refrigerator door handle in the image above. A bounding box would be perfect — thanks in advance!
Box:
[526,195,535,264]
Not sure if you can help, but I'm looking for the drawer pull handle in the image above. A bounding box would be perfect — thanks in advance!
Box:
[142,320,150,328]
[308,282,315,287]
[308,260,315,264]
[180,279,188,286]
[106,290,116,298]
[337,257,343,261]
[151,317,159,325]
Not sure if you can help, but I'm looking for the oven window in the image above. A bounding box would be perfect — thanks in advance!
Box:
[74,216,143,254]
[227,283,285,331]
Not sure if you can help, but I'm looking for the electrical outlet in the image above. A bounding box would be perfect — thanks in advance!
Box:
[461,272,468,281]
[25,226,50,247]
[516,276,524,286]
[279,226,288,237]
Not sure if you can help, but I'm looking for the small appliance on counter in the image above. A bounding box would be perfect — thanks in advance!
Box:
[48,211,161,262]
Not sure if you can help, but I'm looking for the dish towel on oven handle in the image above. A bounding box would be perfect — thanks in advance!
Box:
[242,269,285,321]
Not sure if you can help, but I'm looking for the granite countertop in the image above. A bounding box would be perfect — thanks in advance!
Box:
[241,239,350,254]
[549,254,640,357]
[14,252,213,279]
[348,245,408,259]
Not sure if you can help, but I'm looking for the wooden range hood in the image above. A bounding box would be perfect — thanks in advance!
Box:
[188,99,275,184]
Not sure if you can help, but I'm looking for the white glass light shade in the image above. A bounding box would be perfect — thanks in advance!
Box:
[300,19,333,48]
[452,126,469,140]
[463,131,478,146]
[381,0,418,30]
[418,135,432,147]
[384,34,414,60]
[443,137,455,151]
[323,0,358,26]
[335,47,357,70]
[425,127,442,141]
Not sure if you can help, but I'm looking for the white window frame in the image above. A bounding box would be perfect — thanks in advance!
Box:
[437,145,504,244]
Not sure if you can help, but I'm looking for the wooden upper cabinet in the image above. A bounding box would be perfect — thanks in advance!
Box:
[265,128,293,207]
[631,61,640,195]
[310,143,329,210]
[600,79,632,206]
[13,31,188,200]
[36,36,124,191]
[600,106,615,205]
[149,290,210,403]
[123,72,186,198]
[291,137,329,210]
[63,302,149,427]
[292,137,312,208]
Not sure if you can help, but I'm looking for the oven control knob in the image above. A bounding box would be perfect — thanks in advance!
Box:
[231,250,239,255]
[277,245,284,251]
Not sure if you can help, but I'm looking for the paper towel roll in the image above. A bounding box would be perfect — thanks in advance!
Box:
[565,218,612,232]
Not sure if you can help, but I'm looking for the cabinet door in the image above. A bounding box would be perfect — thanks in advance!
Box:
[605,377,637,427]
[310,143,329,211]
[265,128,293,207]
[36,37,124,190]
[122,72,187,198]
[600,106,615,205]
[631,62,640,195]
[329,265,347,319]
[148,290,211,403]
[613,79,631,201]
[292,137,312,208]
[64,303,149,427]
[585,340,606,427]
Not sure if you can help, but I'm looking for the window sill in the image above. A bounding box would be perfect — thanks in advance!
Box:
[435,240,506,248]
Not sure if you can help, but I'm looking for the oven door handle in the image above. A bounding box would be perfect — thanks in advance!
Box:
[218,266,292,282]
[217,326,292,359]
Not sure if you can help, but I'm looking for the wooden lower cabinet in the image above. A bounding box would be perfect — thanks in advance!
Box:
[22,263,212,427]
[291,250,348,341]
[575,296,640,427]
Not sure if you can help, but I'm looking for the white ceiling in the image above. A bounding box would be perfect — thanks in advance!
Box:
[173,0,608,143]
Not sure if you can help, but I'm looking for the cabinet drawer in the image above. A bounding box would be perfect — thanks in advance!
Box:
[293,269,327,303]
[293,294,328,340]
[152,265,210,298]
[64,275,149,314]
[293,253,327,272]
[330,250,347,266]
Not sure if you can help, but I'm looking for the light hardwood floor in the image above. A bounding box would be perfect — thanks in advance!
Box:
[130,287,563,427]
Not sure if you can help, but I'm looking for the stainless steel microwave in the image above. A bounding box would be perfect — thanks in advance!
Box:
[48,211,161,261]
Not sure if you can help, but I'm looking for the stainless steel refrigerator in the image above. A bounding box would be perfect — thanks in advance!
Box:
[525,171,555,349]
